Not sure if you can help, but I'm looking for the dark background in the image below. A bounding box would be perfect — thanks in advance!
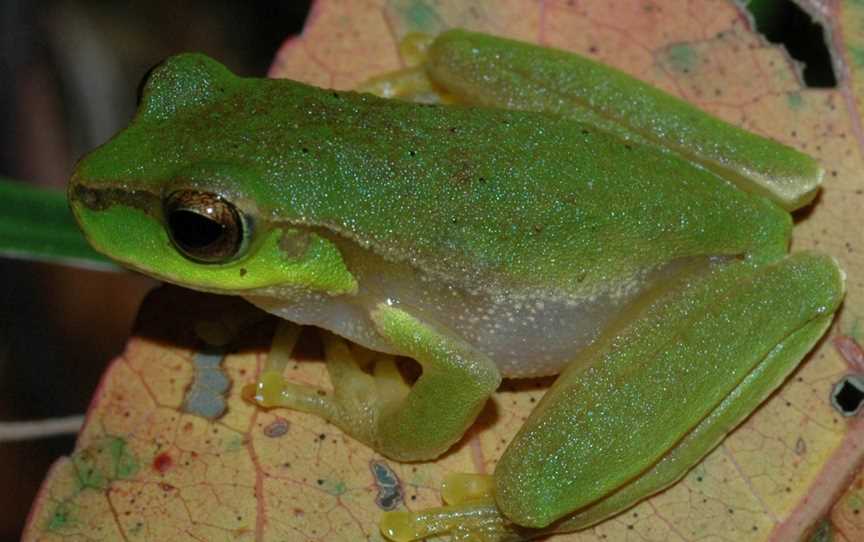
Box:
[0,2,311,539]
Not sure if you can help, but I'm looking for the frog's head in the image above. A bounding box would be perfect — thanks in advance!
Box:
[68,53,358,298]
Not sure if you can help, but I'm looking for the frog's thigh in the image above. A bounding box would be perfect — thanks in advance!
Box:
[370,304,502,461]
[554,309,836,532]
[495,252,844,528]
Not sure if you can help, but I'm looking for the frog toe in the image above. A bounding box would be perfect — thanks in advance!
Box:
[380,500,509,542]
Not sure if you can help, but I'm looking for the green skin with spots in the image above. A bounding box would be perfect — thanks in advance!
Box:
[70,30,844,537]
[72,46,790,294]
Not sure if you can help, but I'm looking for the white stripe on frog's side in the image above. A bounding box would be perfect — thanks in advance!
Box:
[246,234,712,379]
[246,289,399,358]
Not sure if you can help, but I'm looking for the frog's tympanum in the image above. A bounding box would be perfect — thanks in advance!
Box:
[69,30,845,541]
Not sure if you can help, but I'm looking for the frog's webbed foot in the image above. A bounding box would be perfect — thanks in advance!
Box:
[243,305,501,462]
[242,320,407,451]
[357,33,461,104]
[380,474,540,542]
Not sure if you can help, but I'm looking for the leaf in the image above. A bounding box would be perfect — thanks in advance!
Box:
[829,442,864,542]
[0,177,115,270]
[23,1,864,541]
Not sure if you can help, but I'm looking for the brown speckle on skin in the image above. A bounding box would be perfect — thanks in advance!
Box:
[278,230,310,258]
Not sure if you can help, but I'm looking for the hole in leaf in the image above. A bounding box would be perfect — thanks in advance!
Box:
[831,375,864,416]
[745,0,836,87]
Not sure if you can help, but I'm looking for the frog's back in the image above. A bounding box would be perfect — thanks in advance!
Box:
[240,78,790,296]
[91,65,790,297]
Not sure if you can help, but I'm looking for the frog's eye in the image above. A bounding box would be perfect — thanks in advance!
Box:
[163,190,247,263]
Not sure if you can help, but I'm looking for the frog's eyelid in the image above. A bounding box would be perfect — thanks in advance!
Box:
[138,53,236,120]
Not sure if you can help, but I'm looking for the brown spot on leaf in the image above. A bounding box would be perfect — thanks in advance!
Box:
[153,452,173,474]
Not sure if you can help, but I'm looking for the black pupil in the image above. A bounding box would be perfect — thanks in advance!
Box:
[169,210,225,249]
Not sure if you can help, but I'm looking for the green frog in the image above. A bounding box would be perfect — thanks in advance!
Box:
[68,29,844,541]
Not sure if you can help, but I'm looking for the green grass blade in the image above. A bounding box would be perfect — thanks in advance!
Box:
[0,177,117,270]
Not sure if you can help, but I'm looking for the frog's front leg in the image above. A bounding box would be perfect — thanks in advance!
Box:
[246,304,502,462]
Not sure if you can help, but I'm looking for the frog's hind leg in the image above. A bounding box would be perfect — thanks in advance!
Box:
[380,473,527,542]
[379,253,844,541]
[494,252,845,530]
[244,306,502,463]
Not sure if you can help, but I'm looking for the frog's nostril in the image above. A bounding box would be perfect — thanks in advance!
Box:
[70,184,107,211]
